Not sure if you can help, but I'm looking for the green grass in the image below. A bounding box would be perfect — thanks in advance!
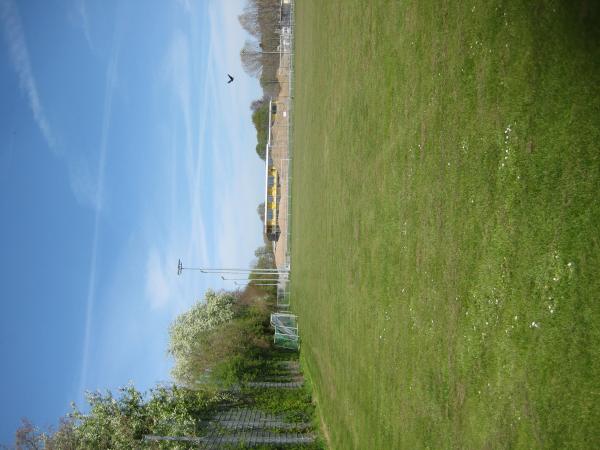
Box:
[291,1,600,448]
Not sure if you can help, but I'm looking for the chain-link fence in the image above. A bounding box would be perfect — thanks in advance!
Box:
[275,0,295,314]
[144,357,316,448]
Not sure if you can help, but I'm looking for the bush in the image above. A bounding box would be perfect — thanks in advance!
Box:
[168,289,274,387]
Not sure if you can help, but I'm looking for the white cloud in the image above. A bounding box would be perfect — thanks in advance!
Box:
[78,19,122,397]
[67,157,100,210]
[176,0,192,14]
[145,249,171,310]
[0,0,56,150]
[1,0,107,211]
[163,31,194,190]
[73,0,93,51]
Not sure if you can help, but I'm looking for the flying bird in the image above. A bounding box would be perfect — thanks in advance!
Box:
[227,74,234,84]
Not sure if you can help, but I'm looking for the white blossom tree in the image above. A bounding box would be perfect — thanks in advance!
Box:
[168,290,237,386]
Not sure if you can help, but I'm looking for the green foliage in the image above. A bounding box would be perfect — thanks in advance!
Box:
[243,386,315,424]
[14,385,230,449]
[144,385,231,434]
[248,245,278,296]
[70,386,148,448]
[168,290,236,386]
[167,288,275,387]
[251,100,269,160]
[254,244,276,269]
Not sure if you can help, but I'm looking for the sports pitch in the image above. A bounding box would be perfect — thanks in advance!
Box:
[290,1,600,448]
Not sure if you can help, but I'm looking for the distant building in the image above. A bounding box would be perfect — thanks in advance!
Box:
[264,99,281,241]
[280,0,292,27]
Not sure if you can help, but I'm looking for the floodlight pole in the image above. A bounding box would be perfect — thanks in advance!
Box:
[223,278,282,282]
[241,49,291,57]
[198,267,286,272]
[177,260,288,276]
[221,276,286,281]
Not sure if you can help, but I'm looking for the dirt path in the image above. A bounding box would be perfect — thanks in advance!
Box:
[272,53,291,270]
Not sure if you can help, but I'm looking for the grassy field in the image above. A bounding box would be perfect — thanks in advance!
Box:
[290,1,600,448]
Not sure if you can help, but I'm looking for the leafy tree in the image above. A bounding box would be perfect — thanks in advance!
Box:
[257,202,266,224]
[254,244,276,269]
[70,386,147,448]
[14,418,45,450]
[250,98,265,113]
[168,290,237,386]
[14,385,232,449]
[44,417,79,450]
[251,100,269,160]
[13,417,81,450]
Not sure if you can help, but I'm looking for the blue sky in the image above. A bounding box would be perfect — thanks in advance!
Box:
[0,0,264,443]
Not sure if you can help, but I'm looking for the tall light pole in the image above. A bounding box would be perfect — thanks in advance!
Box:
[221,276,285,281]
[198,267,286,272]
[177,259,289,276]
[243,50,291,55]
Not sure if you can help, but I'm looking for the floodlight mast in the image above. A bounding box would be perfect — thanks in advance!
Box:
[221,276,284,281]
[200,268,287,273]
[241,49,291,55]
[177,259,289,276]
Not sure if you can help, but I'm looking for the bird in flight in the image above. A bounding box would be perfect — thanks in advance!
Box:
[227,74,234,84]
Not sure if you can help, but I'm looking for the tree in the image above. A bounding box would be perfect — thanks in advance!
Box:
[240,39,264,78]
[238,2,260,38]
[254,244,275,269]
[239,0,281,40]
[257,202,265,224]
[250,97,266,113]
[239,0,282,80]
[251,99,269,159]
[168,290,237,386]
[70,387,146,448]
[44,417,79,450]
[13,417,80,450]
[14,419,44,450]
[14,385,231,449]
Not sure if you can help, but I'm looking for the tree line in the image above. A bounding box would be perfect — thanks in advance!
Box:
[239,0,284,161]
[12,231,281,448]
[239,0,283,96]
[12,282,281,449]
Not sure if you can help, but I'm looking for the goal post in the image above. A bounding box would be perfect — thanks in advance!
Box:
[270,313,299,350]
